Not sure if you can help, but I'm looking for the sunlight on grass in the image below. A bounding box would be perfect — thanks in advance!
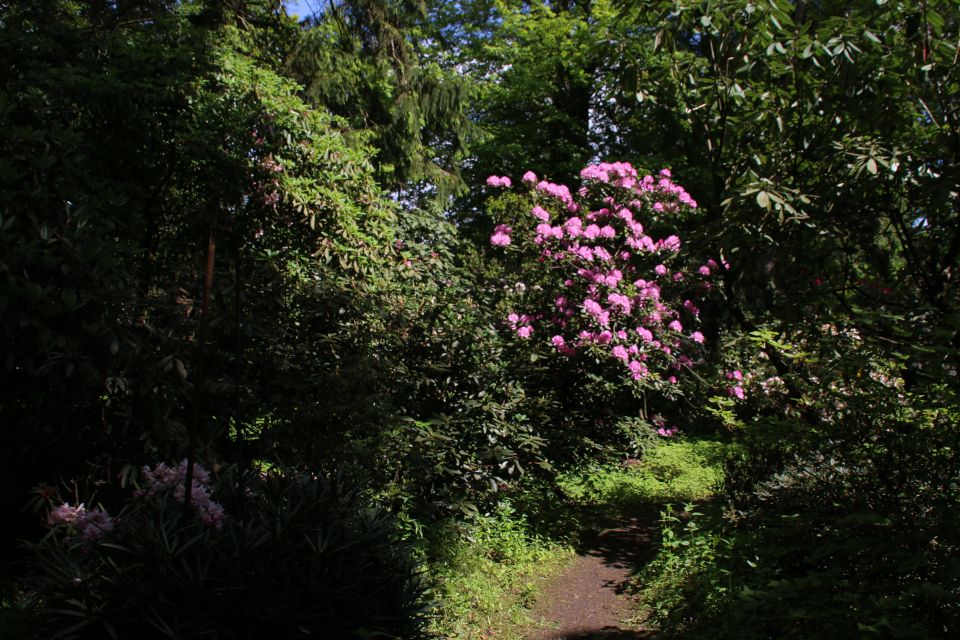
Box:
[427,501,572,639]
[558,439,732,511]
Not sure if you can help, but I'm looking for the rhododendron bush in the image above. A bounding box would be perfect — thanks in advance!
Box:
[24,464,432,639]
[485,162,729,447]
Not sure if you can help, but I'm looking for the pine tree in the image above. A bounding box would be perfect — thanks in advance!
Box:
[287,0,482,204]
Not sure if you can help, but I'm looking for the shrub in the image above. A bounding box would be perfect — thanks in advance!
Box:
[19,465,432,639]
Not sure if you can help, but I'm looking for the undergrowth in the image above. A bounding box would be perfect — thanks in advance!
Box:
[630,441,960,640]
[558,439,730,511]
[425,438,733,638]
[426,501,572,639]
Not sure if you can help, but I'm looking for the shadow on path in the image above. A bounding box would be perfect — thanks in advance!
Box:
[525,510,662,640]
[577,513,661,574]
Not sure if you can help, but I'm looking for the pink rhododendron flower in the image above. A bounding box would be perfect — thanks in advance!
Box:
[593,246,612,261]
[608,292,632,314]
[48,503,86,527]
[611,345,629,360]
[518,326,533,338]
[532,206,550,221]
[663,235,681,251]
[552,335,565,347]
[79,509,114,544]
[522,171,537,184]
[669,320,683,332]
[558,344,577,357]
[728,386,745,399]
[655,264,667,276]
[490,223,512,246]
[141,460,224,529]
[699,265,711,275]
[691,331,705,343]
[48,503,115,544]
[733,370,743,380]
[597,330,613,344]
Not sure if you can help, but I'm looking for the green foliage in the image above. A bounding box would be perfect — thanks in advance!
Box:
[634,394,960,638]
[289,0,483,201]
[559,440,731,511]
[0,0,395,485]
[615,0,960,363]
[427,500,571,639]
[19,467,432,640]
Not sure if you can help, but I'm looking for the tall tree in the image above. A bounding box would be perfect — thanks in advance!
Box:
[0,0,396,551]
[287,0,482,203]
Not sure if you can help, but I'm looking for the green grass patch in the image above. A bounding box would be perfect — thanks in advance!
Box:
[558,439,732,511]
[426,500,572,639]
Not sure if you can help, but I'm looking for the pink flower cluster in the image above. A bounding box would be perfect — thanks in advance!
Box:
[487,175,512,187]
[142,460,226,529]
[724,370,745,399]
[495,163,709,384]
[47,503,115,545]
[491,224,512,246]
[657,426,679,437]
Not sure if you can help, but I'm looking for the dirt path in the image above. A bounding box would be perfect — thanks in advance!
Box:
[523,513,660,639]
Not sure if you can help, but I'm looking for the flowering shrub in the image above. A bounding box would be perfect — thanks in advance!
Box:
[23,466,433,639]
[487,163,729,440]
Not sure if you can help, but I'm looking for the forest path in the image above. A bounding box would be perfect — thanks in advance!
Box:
[522,512,660,639]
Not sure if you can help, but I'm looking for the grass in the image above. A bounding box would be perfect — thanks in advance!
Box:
[558,439,731,510]
[426,500,573,639]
